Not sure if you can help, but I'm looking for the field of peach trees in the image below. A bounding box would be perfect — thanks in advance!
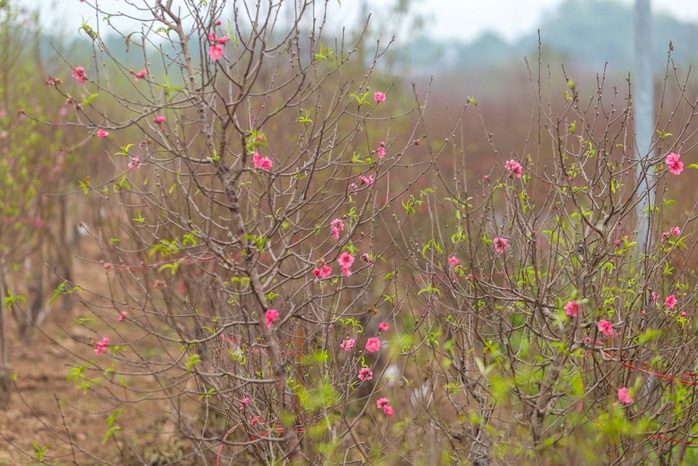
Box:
[2,0,698,464]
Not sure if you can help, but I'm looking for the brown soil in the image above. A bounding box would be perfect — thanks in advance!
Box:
[0,252,173,465]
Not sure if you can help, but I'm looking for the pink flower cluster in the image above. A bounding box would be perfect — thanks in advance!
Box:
[493,237,509,254]
[360,253,374,264]
[618,387,633,404]
[377,141,386,158]
[97,129,109,139]
[208,32,230,61]
[238,397,251,410]
[358,367,373,381]
[505,159,522,178]
[338,251,354,276]
[340,338,355,351]
[376,397,394,416]
[72,66,86,84]
[359,175,374,187]
[252,152,273,171]
[378,322,389,332]
[265,309,279,327]
[597,320,613,336]
[129,69,147,81]
[448,256,460,268]
[666,152,683,176]
[313,264,332,279]
[374,92,386,103]
[128,156,141,169]
[564,300,579,317]
[331,218,344,240]
[661,226,681,241]
[95,337,109,355]
[154,115,166,124]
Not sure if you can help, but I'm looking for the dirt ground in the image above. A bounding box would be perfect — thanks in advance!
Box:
[0,252,178,465]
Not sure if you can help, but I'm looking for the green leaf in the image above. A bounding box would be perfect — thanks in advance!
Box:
[81,93,99,106]
[417,285,441,295]
[185,354,202,372]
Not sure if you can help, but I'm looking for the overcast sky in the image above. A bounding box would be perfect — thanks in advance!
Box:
[21,0,698,43]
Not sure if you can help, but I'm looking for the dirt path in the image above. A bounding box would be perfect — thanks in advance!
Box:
[0,247,168,464]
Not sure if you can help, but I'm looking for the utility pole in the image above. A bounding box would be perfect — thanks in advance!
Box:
[634,0,654,256]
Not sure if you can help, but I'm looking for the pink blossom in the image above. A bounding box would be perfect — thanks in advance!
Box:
[103,262,113,271]
[618,387,633,404]
[564,300,579,317]
[265,309,279,327]
[365,337,381,353]
[505,159,522,178]
[378,322,389,332]
[338,252,354,276]
[374,92,386,102]
[128,156,142,169]
[117,311,127,322]
[671,226,681,236]
[493,237,509,254]
[681,311,687,317]
[377,144,385,158]
[217,36,229,44]
[665,295,677,309]
[337,251,354,268]
[238,397,251,410]
[340,338,355,351]
[208,32,216,42]
[216,20,222,25]
[95,337,109,355]
[376,397,394,415]
[651,292,658,304]
[209,44,224,61]
[360,253,374,264]
[97,129,109,139]
[666,152,683,176]
[135,69,147,81]
[358,367,373,381]
[598,320,614,336]
[448,256,460,268]
[313,264,332,279]
[251,152,273,171]
[154,115,166,124]
[331,218,344,240]
[359,175,374,186]
[72,66,86,84]
[259,158,272,170]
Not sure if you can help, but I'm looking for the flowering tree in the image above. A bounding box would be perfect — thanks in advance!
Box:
[36,0,435,463]
[7,0,698,464]
[0,1,84,404]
